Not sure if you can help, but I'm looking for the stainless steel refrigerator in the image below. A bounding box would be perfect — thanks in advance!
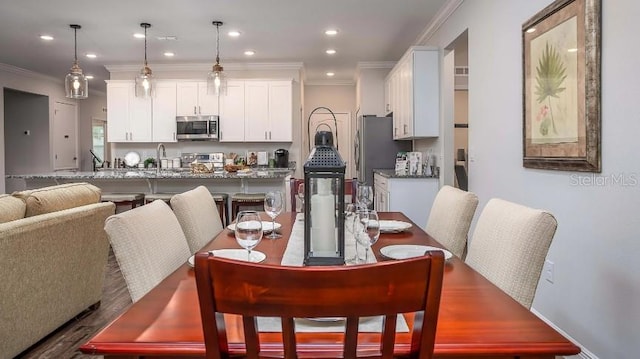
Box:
[354,115,412,185]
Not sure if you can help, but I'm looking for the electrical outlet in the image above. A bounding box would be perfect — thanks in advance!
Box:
[543,260,554,283]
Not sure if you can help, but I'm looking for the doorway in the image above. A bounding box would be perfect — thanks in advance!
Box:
[447,31,469,191]
[308,111,353,178]
[52,101,78,170]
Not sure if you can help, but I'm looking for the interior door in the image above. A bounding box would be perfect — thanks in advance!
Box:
[53,101,78,170]
[309,112,353,178]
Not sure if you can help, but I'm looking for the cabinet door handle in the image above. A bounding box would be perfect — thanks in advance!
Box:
[198,106,201,114]
[173,132,176,141]
[403,124,408,135]
[193,106,197,115]
[265,131,267,140]
[269,131,272,140]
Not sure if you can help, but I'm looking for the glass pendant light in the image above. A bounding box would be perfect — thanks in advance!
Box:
[65,24,88,99]
[135,23,154,98]
[207,21,227,96]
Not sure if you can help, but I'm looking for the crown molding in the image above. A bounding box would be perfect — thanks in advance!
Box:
[356,61,396,70]
[415,0,464,45]
[303,80,355,86]
[0,62,62,84]
[104,62,304,73]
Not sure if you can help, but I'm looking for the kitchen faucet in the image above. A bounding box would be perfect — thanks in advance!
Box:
[156,143,166,174]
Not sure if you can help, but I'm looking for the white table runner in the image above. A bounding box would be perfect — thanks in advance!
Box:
[265,213,409,333]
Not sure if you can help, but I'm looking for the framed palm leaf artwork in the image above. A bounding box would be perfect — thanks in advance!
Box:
[522,0,601,172]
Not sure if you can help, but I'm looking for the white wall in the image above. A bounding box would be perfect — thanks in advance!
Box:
[426,1,640,357]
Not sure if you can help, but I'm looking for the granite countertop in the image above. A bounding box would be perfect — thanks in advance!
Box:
[373,169,438,179]
[7,167,295,180]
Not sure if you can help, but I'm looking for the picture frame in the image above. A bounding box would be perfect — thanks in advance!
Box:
[522,0,601,172]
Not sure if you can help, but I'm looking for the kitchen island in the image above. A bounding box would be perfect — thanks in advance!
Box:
[7,167,294,210]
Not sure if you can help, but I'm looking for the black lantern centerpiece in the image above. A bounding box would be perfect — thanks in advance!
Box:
[303,130,346,266]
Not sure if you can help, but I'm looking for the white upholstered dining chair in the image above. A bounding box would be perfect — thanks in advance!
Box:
[425,185,479,259]
[464,198,557,309]
[105,199,191,303]
[170,186,224,254]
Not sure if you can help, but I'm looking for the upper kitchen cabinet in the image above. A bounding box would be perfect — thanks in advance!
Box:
[219,79,293,142]
[106,80,177,143]
[152,81,178,142]
[106,81,152,142]
[176,81,219,116]
[385,47,440,140]
[218,80,246,142]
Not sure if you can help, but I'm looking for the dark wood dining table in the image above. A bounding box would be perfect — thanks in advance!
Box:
[80,212,580,358]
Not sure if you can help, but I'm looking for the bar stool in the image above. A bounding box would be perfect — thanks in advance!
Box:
[231,192,266,221]
[144,193,175,204]
[101,193,145,212]
[210,193,229,226]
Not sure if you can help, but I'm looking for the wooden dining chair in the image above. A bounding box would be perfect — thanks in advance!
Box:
[465,198,557,309]
[194,251,445,359]
[170,185,224,254]
[425,185,479,259]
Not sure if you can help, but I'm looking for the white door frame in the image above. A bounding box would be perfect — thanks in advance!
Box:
[308,111,354,178]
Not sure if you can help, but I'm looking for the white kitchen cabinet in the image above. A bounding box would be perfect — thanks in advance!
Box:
[107,81,152,142]
[152,81,177,142]
[219,80,293,142]
[176,81,218,116]
[385,47,440,139]
[218,80,245,142]
[373,172,439,226]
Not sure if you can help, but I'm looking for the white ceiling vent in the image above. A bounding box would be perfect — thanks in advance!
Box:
[455,66,468,90]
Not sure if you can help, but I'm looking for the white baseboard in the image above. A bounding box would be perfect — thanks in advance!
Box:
[531,308,598,359]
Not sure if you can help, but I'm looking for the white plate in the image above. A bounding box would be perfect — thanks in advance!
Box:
[380,245,453,261]
[378,220,412,233]
[227,221,281,233]
[123,151,141,167]
[188,249,267,267]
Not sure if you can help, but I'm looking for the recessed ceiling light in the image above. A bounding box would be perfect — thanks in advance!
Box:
[326,72,335,77]
[40,35,54,41]
[325,29,338,36]
[526,28,536,33]
[85,53,97,59]
[228,31,241,37]
[85,75,94,80]
[133,33,145,39]
[157,36,177,41]
[244,50,255,56]
[164,52,175,57]
[567,48,578,53]
[326,49,337,55]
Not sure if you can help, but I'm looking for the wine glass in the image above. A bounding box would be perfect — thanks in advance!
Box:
[234,210,263,262]
[296,183,305,213]
[357,184,374,209]
[264,190,283,239]
[344,203,359,264]
[356,209,380,264]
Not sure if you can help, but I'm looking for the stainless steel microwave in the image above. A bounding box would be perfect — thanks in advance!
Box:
[176,115,219,141]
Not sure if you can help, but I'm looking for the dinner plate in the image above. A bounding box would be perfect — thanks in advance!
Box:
[227,221,281,233]
[378,220,412,233]
[188,249,267,267]
[380,245,453,261]
[123,151,141,167]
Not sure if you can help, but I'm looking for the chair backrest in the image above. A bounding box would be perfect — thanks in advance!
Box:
[425,185,478,259]
[465,198,557,309]
[290,178,356,211]
[194,252,445,359]
[170,185,224,254]
[105,200,191,302]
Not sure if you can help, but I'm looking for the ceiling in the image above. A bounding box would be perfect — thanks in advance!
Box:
[0,0,448,92]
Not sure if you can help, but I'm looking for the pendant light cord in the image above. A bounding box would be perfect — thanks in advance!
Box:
[215,22,220,64]
[74,27,78,62]
[144,25,148,65]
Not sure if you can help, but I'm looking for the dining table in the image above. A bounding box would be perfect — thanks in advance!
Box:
[80,211,580,358]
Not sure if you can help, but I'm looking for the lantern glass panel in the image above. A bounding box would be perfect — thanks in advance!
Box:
[308,176,340,258]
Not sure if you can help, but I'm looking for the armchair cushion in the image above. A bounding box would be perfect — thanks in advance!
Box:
[0,194,26,223]
[14,182,101,217]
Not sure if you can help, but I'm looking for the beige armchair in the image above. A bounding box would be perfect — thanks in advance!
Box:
[465,198,557,309]
[170,186,224,254]
[105,200,191,303]
[425,185,479,259]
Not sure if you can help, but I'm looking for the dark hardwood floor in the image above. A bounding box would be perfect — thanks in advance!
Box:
[16,248,131,359]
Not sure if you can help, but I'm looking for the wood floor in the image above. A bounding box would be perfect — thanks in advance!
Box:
[16,248,132,359]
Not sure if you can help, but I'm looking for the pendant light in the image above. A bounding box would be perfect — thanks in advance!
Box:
[64,24,88,99]
[207,21,227,96]
[135,23,154,98]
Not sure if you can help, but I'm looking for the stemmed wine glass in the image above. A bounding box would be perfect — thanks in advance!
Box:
[344,203,359,264]
[264,190,284,239]
[357,184,374,209]
[234,210,263,262]
[356,209,380,264]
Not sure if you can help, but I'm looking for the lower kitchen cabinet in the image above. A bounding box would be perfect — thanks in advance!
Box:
[374,172,439,227]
